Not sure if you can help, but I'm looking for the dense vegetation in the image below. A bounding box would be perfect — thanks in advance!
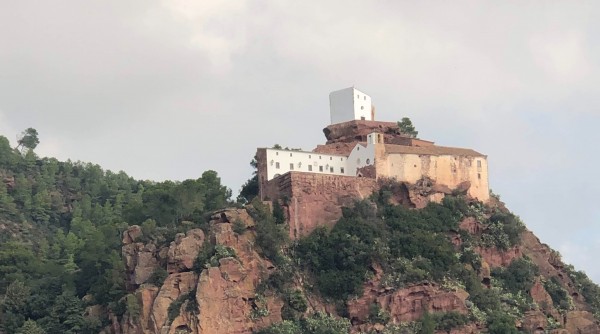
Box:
[259,180,600,333]
[0,132,232,333]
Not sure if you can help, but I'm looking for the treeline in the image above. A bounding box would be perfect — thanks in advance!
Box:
[0,134,232,333]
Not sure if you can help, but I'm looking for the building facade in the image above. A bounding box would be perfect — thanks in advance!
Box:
[256,88,490,237]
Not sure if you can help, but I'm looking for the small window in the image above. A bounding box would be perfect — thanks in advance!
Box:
[276,152,278,156]
[289,163,294,170]
[340,158,343,161]
[330,167,334,173]
[319,166,323,172]
[357,158,361,165]
[275,162,280,169]
[361,106,364,110]
[319,156,322,159]
[298,162,302,168]
[477,160,482,167]
[309,155,311,158]
[357,147,360,151]
[308,165,313,171]
[330,157,332,160]
[357,94,360,98]
[364,96,366,100]
[366,158,371,165]
[340,167,345,174]
[290,153,292,157]
[478,173,481,179]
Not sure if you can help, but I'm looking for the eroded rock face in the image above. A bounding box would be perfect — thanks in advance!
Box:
[565,311,600,334]
[522,310,548,333]
[150,271,198,333]
[123,242,159,287]
[167,229,205,273]
[476,246,521,268]
[123,225,143,245]
[348,268,469,326]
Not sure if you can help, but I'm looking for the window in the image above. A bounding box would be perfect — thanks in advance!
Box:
[361,106,364,110]
[340,158,343,161]
[309,155,311,158]
[276,152,278,156]
[290,163,294,170]
[366,158,371,165]
[290,153,292,157]
[477,160,481,167]
[478,173,481,179]
[364,96,366,100]
[357,158,361,165]
[330,157,332,160]
[308,165,313,171]
[340,167,345,174]
[319,166,323,172]
[319,156,322,159]
[275,162,280,169]
[357,94,360,98]
[330,167,334,172]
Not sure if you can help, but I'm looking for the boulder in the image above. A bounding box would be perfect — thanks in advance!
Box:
[167,229,205,273]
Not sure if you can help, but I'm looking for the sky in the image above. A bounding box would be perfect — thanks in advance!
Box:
[1,1,599,281]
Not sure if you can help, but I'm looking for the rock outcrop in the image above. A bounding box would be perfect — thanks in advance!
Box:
[167,229,205,273]
[111,208,283,334]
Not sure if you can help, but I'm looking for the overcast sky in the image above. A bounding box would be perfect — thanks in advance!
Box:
[1,1,599,282]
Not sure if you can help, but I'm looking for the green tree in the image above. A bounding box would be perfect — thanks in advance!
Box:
[419,310,435,334]
[17,319,45,334]
[397,117,418,138]
[16,128,40,154]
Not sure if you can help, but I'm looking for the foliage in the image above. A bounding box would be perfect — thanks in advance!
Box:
[480,212,525,250]
[397,117,418,138]
[419,310,435,334]
[486,311,518,334]
[492,257,538,297]
[0,132,232,334]
[148,267,168,286]
[368,303,390,324]
[251,199,288,264]
[16,319,45,334]
[543,276,571,311]
[565,265,600,319]
[256,312,350,334]
[16,128,40,154]
[432,312,469,332]
[272,201,286,225]
[192,243,237,271]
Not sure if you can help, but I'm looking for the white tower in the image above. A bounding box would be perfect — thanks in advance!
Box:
[329,87,373,124]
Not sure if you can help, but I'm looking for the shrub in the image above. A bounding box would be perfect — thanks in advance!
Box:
[433,311,469,331]
[368,303,391,324]
[148,267,168,286]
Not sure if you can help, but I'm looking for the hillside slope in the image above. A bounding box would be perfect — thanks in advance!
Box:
[1,135,600,334]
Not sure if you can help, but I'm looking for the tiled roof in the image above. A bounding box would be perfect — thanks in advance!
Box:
[384,144,485,157]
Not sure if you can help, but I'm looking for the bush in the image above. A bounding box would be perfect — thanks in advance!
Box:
[251,199,288,264]
[368,303,391,324]
[544,276,571,310]
[433,311,469,331]
[148,267,168,286]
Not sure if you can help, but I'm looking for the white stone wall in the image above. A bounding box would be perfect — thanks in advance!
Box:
[264,149,349,180]
[346,142,376,176]
[329,87,372,124]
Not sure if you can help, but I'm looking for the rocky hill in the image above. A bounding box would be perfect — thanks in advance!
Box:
[2,133,600,334]
[109,191,600,334]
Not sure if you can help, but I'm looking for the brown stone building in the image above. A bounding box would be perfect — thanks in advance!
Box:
[256,88,489,238]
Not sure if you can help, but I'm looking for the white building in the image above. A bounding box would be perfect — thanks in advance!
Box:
[260,134,380,181]
[329,87,373,124]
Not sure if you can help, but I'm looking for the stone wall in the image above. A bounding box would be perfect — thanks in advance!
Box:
[262,172,378,238]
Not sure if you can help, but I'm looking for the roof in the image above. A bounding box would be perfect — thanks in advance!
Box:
[384,144,485,157]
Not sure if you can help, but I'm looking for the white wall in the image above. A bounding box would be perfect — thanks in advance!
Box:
[346,142,376,176]
[264,148,349,180]
[329,87,372,124]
